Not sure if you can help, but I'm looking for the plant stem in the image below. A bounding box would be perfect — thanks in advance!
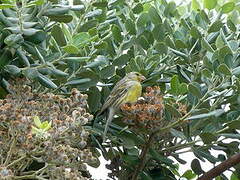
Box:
[4,138,16,166]
[131,131,156,180]
[6,155,26,168]
[197,153,240,180]
[162,140,200,152]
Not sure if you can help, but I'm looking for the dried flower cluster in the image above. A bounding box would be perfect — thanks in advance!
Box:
[120,86,164,130]
[0,79,96,179]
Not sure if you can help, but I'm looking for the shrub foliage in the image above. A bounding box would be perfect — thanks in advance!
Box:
[0,0,240,179]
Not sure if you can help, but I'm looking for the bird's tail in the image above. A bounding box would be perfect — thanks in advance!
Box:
[103,107,115,142]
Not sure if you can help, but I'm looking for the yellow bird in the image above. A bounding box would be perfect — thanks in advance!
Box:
[99,72,146,142]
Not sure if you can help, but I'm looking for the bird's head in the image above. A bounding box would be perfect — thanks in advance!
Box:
[126,72,146,82]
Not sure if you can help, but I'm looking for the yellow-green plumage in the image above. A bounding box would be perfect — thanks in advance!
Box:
[99,72,145,142]
[123,82,142,103]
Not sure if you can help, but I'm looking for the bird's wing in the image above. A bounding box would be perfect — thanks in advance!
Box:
[99,78,133,114]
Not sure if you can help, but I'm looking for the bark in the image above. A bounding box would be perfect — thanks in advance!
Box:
[197,153,240,180]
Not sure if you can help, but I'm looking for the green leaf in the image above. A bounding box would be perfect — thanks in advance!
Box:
[154,42,168,55]
[25,31,46,44]
[111,25,123,43]
[51,25,67,47]
[231,173,239,180]
[113,54,130,67]
[64,56,90,63]
[51,68,68,77]
[22,69,38,79]
[73,32,91,47]
[148,6,162,24]
[186,109,224,120]
[62,45,79,54]
[47,15,73,23]
[165,104,181,118]
[227,19,236,32]
[169,48,188,59]
[165,35,175,48]
[221,2,235,14]
[136,35,149,50]
[208,21,223,33]
[125,19,136,35]
[200,132,217,144]
[182,170,196,179]
[40,121,51,131]
[4,65,21,75]
[194,149,219,163]
[140,171,152,180]
[170,75,180,95]
[152,24,165,41]
[87,87,101,113]
[120,134,136,149]
[149,149,174,165]
[84,56,108,68]
[66,78,91,85]
[37,73,58,89]
[181,19,191,30]
[100,65,115,79]
[92,1,108,7]
[33,116,42,128]
[170,128,186,139]
[219,46,233,59]
[204,0,217,10]
[0,4,15,9]
[85,9,102,18]
[44,7,70,15]
[217,64,232,76]
[132,3,143,14]
[26,0,45,7]
[4,34,24,47]
[219,133,240,139]
[190,26,201,39]
[201,38,214,53]
[31,126,42,134]
[34,46,45,64]
[232,66,240,75]
[192,0,201,11]
[175,39,187,49]
[191,159,204,175]
[188,83,201,98]
[179,83,188,94]
[202,68,212,78]
[136,12,149,27]
[16,49,30,67]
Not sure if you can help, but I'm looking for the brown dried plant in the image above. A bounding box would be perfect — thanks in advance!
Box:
[0,79,96,180]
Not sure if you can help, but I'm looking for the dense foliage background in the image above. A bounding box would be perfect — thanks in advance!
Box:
[0,0,240,179]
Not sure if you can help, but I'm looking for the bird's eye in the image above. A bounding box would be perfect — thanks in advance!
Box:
[136,73,140,76]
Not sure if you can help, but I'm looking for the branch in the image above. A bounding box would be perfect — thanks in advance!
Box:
[131,131,158,180]
[197,153,240,180]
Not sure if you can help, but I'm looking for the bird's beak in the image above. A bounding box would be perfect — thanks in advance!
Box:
[139,75,146,82]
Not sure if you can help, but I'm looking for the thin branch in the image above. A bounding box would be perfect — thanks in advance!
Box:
[197,153,240,180]
[162,140,200,152]
[6,155,26,168]
[4,138,16,166]
[131,131,157,180]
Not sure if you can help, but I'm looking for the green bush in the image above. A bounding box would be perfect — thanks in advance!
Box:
[1,0,240,179]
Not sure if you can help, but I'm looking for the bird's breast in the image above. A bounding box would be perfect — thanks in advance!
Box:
[124,82,142,103]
